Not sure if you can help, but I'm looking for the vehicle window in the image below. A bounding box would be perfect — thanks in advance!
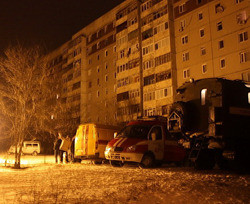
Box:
[26,144,32,147]
[117,125,151,139]
[149,126,162,140]
[33,144,38,147]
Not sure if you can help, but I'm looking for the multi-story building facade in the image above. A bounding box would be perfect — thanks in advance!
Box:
[115,0,177,122]
[173,0,249,87]
[47,0,249,127]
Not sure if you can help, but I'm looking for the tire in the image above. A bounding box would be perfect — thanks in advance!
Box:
[139,153,155,168]
[32,151,38,156]
[110,160,124,167]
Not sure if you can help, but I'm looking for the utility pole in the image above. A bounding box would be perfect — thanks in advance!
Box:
[137,0,143,117]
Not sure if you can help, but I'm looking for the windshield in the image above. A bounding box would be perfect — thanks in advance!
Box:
[117,124,152,139]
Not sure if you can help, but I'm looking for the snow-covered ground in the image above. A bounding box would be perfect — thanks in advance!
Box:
[0,154,249,204]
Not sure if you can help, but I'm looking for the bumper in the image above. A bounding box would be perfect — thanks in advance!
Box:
[105,151,143,163]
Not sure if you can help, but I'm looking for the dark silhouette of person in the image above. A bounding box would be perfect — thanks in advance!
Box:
[54,133,63,163]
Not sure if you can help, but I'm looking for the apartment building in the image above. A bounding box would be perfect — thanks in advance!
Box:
[173,0,249,87]
[115,0,177,122]
[47,33,85,124]
[47,0,249,126]
[82,9,118,125]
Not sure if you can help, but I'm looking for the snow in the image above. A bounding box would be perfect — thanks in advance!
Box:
[0,155,249,204]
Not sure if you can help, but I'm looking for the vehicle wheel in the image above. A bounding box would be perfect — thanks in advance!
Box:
[110,160,124,167]
[32,151,38,156]
[139,153,155,168]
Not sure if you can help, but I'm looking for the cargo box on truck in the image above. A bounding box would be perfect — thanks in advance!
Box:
[74,123,120,163]
[168,78,250,170]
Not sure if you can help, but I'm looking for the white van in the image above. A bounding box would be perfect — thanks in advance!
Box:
[8,141,41,156]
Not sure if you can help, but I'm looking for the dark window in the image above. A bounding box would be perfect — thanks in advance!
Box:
[217,22,223,31]
[219,40,224,49]
[117,91,129,102]
[72,82,81,90]
[144,74,155,86]
[142,28,153,40]
[149,126,162,140]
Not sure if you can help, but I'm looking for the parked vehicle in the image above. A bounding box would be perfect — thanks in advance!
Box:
[74,123,120,163]
[105,117,187,168]
[8,141,41,156]
[168,78,250,170]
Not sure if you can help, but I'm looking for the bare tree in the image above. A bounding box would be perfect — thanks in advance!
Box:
[0,45,53,168]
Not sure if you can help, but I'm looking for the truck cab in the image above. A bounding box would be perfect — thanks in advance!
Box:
[105,117,186,168]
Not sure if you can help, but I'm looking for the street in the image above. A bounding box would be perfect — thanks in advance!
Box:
[0,154,249,204]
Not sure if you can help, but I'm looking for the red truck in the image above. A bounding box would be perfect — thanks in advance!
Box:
[105,117,186,168]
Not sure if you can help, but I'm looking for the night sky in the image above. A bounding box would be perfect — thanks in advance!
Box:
[0,0,124,55]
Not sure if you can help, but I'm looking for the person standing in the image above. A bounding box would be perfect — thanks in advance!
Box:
[54,133,63,163]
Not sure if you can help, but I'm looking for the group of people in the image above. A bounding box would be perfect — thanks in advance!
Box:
[54,133,69,163]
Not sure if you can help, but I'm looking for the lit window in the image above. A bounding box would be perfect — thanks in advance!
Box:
[248,92,250,104]
[240,52,247,63]
[239,31,248,42]
[219,40,224,49]
[202,64,207,73]
[198,12,203,20]
[201,89,207,105]
[200,28,205,37]
[217,22,223,31]
[220,59,226,68]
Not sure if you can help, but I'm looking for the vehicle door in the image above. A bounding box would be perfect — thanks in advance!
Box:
[22,143,29,154]
[148,125,164,160]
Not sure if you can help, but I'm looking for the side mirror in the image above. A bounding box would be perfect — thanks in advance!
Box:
[114,132,117,138]
[151,133,156,141]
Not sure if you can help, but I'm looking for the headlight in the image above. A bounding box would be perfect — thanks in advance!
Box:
[105,146,112,152]
[126,145,136,152]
